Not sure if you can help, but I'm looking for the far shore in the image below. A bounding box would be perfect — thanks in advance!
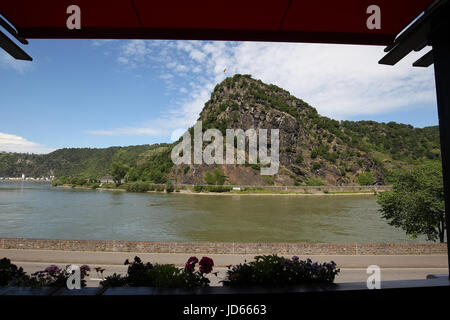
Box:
[51,183,388,196]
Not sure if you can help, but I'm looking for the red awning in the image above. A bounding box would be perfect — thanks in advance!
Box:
[0,0,435,45]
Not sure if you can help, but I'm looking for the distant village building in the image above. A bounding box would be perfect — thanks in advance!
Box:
[99,175,114,184]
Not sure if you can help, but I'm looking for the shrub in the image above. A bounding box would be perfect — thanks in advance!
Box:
[357,172,374,186]
[166,181,174,193]
[0,258,90,287]
[126,182,150,192]
[193,185,232,193]
[295,155,303,165]
[0,257,29,286]
[305,177,326,186]
[263,175,275,185]
[100,256,213,288]
[28,265,90,287]
[204,168,226,185]
[221,255,339,287]
[312,162,322,171]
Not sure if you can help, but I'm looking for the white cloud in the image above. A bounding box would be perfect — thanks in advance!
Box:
[0,132,54,154]
[168,41,436,121]
[0,51,32,74]
[94,40,436,139]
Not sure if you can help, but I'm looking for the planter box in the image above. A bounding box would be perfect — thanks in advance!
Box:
[52,287,105,296]
[0,276,448,296]
[0,286,57,296]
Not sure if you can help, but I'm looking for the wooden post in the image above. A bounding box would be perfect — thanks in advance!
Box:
[432,4,450,276]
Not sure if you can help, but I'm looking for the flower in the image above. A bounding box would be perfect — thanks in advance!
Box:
[185,256,199,271]
[292,256,299,261]
[80,265,91,272]
[199,257,214,274]
[44,265,61,274]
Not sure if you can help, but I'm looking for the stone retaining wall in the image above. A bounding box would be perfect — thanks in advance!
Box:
[0,238,446,255]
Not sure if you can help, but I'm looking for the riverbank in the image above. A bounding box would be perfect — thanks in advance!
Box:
[1,238,446,255]
[55,183,391,196]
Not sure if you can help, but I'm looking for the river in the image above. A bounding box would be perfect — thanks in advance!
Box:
[0,181,425,242]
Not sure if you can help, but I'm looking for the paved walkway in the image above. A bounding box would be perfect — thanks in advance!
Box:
[1,249,448,287]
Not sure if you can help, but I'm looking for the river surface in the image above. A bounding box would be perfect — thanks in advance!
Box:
[0,181,425,242]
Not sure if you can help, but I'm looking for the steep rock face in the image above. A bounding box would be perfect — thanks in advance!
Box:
[172,74,390,186]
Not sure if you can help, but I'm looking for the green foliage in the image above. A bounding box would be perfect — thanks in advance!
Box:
[222,255,339,287]
[100,256,212,288]
[125,182,150,193]
[305,177,326,186]
[376,162,445,242]
[138,147,173,183]
[0,257,29,286]
[204,168,226,185]
[166,181,174,193]
[341,121,440,162]
[312,162,322,171]
[194,185,232,193]
[311,144,337,163]
[295,155,303,165]
[0,258,90,287]
[263,175,275,185]
[357,172,374,186]
[111,162,129,185]
[125,168,140,182]
[0,144,172,180]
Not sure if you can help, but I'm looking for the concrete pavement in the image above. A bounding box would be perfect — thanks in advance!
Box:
[1,249,448,287]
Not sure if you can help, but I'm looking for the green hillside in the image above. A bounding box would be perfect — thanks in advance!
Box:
[0,74,441,186]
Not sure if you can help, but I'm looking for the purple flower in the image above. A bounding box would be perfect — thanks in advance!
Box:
[292,256,299,261]
[80,265,91,272]
[44,265,61,274]
[199,257,214,274]
[307,258,312,264]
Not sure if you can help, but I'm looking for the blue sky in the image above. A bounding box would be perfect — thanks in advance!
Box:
[0,37,438,154]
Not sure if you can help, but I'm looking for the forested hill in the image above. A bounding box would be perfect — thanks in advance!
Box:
[0,144,172,180]
[0,74,441,186]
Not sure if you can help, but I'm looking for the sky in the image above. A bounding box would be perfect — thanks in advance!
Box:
[0,36,438,154]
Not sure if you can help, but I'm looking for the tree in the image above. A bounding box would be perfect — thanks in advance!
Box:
[111,162,129,185]
[125,167,140,182]
[357,172,374,186]
[376,162,446,242]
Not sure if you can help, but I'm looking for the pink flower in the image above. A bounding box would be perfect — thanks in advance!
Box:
[199,257,214,274]
[185,256,198,271]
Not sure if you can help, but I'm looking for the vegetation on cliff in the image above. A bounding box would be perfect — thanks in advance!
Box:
[0,74,441,186]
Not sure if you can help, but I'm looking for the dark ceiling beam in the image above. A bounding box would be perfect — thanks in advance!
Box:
[0,31,32,60]
[412,50,434,67]
[379,0,447,66]
[0,15,28,44]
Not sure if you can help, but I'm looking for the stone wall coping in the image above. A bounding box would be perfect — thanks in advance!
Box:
[0,238,446,255]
